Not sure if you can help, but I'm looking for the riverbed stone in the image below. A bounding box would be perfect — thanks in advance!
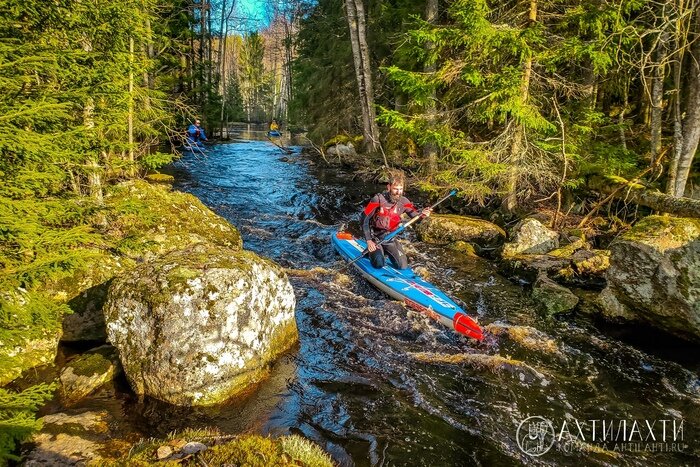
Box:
[498,254,571,284]
[597,216,700,340]
[415,214,506,251]
[59,346,121,406]
[104,243,298,406]
[531,273,579,315]
[25,410,112,465]
[503,218,559,256]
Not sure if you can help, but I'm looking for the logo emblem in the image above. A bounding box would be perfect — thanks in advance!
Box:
[516,416,555,456]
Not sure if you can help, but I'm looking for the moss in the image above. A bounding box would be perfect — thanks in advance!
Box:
[118,429,332,467]
[144,173,175,184]
[486,323,563,357]
[622,215,700,247]
[548,238,587,258]
[411,351,524,371]
[69,349,115,378]
[323,134,362,148]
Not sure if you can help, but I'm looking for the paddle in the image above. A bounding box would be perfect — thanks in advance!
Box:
[266,135,293,154]
[338,189,457,271]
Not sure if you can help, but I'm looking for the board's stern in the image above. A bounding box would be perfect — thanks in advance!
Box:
[453,312,484,341]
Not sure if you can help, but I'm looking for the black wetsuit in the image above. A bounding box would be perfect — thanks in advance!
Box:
[361,192,420,269]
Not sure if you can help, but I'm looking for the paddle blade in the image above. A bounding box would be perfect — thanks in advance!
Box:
[453,312,484,341]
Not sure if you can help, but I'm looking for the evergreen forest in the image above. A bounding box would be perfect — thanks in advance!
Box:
[2,0,700,463]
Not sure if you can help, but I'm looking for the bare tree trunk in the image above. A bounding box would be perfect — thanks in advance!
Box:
[668,8,700,197]
[345,0,379,153]
[651,29,669,166]
[589,175,700,217]
[207,0,213,94]
[423,0,438,176]
[619,77,628,150]
[504,0,537,212]
[199,1,205,103]
[84,98,103,203]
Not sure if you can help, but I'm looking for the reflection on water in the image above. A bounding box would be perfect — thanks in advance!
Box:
[102,139,700,465]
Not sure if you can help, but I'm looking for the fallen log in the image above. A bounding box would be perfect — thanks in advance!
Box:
[588,174,700,218]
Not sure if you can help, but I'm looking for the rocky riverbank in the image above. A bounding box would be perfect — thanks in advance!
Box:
[2,179,303,462]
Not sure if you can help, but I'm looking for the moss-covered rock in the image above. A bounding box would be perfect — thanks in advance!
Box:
[503,218,559,256]
[122,429,333,467]
[50,180,242,343]
[144,173,175,184]
[104,243,297,406]
[416,214,506,251]
[103,180,243,261]
[531,273,579,315]
[571,249,610,277]
[59,346,121,406]
[597,216,700,341]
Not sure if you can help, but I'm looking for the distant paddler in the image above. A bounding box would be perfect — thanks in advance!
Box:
[187,119,208,146]
[268,119,281,137]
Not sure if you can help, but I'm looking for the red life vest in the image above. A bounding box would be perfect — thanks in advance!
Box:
[363,193,417,232]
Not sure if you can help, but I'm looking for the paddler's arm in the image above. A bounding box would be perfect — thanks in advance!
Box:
[362,195,380,252]
[404,200,432,219]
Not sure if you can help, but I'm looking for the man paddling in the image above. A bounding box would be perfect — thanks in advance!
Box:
[187,119,207,145]
[361,170,431,269]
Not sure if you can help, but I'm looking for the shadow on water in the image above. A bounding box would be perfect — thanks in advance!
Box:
[100,139,699,466]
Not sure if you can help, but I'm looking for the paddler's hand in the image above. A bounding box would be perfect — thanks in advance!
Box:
[421,207,432,218]
[367,240,378,252]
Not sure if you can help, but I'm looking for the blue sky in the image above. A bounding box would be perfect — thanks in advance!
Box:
[231,0,272,33]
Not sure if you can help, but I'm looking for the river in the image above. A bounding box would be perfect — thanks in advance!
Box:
[146,136,698,466]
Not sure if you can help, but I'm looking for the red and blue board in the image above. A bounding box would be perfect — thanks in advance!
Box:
[332,231,483,341]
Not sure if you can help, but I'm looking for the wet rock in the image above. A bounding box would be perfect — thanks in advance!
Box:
[503,218,559,256]
[327,142,357,158]
[485,322,565,359]
[498,254,571,284]
[59,346,121,406]
[104,243,298,406]
[531,273,579,315]
[25,410,112,465]
[597,216,700,341]
[447,240,479,257]
[410,352,549,386]
[415,214,506,251]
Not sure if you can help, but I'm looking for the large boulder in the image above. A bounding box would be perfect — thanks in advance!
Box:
[104,244,297,406]
[415,214,506,251]
[56,181,243,343]
[597,216,700,341]
[503,218,559,256]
